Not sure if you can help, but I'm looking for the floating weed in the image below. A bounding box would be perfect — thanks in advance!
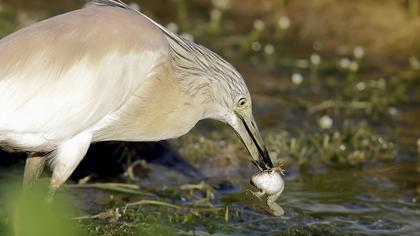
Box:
[171,130,246,170]
[266,132,318,167]
[180,181,215,201]
[79,193,232,235]
[266,122,396,169]
[307,74,412,118]
[135,223,178,236]
[126,159,148,182]
[70,182,156,197]
[315,123,396,167]
[73,178,280,235]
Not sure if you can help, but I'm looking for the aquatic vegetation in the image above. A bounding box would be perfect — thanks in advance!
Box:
[266,122,397,168]
[75,181,252,235]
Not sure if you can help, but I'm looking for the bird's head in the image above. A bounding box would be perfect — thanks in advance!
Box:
[166,35,273,170]
[206,73,274,171]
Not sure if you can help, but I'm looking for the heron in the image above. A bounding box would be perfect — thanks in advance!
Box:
[0,0,273,196]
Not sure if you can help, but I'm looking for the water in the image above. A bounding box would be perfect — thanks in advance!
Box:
[280,164,420,235]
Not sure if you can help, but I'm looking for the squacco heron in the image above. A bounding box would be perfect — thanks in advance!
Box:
[0,0,273,196]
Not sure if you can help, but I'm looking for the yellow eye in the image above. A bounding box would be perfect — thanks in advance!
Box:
[238,98,247,107]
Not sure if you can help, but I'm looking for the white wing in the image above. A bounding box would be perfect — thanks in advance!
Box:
[0,6,169,141]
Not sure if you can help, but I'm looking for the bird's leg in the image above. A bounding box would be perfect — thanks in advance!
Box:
[48,132,92,199]
[23,153,46,189]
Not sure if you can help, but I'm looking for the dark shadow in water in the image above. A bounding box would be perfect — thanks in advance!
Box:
[0,141,204,181]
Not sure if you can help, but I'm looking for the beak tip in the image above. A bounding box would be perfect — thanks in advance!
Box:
[260,149,274,170]
[253,151,273,171]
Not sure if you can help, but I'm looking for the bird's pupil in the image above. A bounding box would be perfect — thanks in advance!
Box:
[239,98,246,106]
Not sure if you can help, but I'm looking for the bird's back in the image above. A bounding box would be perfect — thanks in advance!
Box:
[0,6,169,150]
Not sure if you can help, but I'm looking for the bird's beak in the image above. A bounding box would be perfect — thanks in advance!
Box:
[230,111,273,171]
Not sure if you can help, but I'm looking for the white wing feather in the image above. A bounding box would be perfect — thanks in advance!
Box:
[0,6,169,147]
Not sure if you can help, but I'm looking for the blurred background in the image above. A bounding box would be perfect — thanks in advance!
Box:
[0,0,419,235]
